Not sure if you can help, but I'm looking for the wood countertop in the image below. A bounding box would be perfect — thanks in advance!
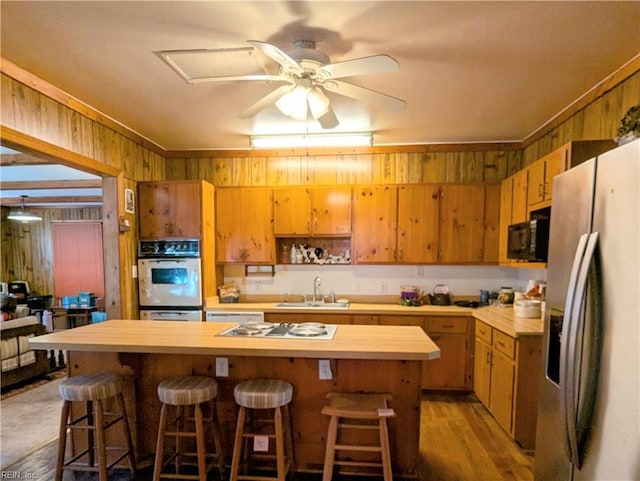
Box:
[29,320,440,361]
[473,306,544,337]
[206,300,476,316]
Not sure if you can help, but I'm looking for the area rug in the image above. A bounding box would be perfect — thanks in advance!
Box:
[1,369,66,401]
[0,375,64,468]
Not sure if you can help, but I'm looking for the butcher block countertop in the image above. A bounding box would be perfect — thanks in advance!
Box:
[29,319,441,361]
[206,300,544,338]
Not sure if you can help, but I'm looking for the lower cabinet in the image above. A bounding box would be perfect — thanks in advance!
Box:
[473,320,542,449]
[377,315,473,391]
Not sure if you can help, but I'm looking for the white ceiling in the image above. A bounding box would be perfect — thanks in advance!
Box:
[1,1,639,151]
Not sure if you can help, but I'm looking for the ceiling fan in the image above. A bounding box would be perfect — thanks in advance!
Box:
[163,40,406,129]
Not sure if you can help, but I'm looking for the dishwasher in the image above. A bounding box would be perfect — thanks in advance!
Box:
[205,311,265,324]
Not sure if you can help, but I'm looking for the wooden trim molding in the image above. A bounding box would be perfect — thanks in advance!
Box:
[0,126,122,177]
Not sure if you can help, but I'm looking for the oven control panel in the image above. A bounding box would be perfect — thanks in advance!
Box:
[138,239,200,258]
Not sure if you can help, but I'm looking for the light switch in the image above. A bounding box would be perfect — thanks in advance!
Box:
[253,435,269,452]
[215,357,229,377]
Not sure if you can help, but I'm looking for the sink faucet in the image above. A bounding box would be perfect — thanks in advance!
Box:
[312,276,321,302]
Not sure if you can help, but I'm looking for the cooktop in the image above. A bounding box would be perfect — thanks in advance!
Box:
[218,322,338,340]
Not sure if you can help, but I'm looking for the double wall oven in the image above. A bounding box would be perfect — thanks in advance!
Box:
[138,239,203,321]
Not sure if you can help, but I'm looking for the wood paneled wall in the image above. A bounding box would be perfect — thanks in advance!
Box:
[523,70,640,164]
[165,150,523,187]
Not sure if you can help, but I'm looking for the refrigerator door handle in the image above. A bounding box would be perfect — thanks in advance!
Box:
[563,232,600,469]
[559,233,589,465]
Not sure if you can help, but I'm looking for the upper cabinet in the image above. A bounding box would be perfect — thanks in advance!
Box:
[397,185,440,263]
[353,184,499,265]
[352,185,398,263]
[527,146,566,209]
[511,169,528,224]
[273,187,351,236]
[138,181,204,238]
[439,184,499,264]
[216,187,274,264]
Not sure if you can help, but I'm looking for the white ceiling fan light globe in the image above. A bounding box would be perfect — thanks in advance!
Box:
[308,87,330,119]
[275,84,309,120]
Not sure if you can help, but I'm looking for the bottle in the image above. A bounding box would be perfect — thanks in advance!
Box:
[290,245,297,264]
[498,286,514,305]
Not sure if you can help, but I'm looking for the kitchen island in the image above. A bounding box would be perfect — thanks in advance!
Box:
[30,320,440,478]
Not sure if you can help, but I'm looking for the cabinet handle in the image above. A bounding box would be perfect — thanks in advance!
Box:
[497,340,506,348]
[442,324,455,329]
[165,223,174,235]
[431,335,441,342]
[538,183,545,199]
[486,351,492,365]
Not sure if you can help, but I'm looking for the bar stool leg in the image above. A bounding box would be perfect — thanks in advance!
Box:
[95,400,108,481]
[87,400,95,468]
[379,418,393,481]
[274,407,285,481]
[56,401,70,481]
[209,401,226,479]
[230,406,247,481]
[153,403,169,481]
[283,404,295,477]
[116,392,137,473]
[322,415,338,481]
[194,404,207,481]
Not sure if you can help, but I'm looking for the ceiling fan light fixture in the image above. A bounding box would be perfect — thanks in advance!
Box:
[275,85,309,120]
[307,87,330,119]
[7,196,42,223]
[250,132,372,149]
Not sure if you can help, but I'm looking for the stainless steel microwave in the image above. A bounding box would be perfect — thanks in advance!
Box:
[507,219,550,262]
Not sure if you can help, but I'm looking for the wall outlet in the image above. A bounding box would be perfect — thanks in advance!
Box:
[379,280,388,293]
[416,266,424,277]
[215,357,229,377]
[132,265,138,278]
[352,282,360,293]
[319,359,333,380]
[253,435,269,452]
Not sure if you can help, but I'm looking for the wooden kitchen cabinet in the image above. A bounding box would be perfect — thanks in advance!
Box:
[138,181,204,238]
[473,320,542,449]
[498,177,513,265]
[397,185,440,263]
[265,312,352,325]
[273,187,352,236]
[378,315,473,391]
[352,185,397,263]
[511,169,528,224]
[215,187,274,263]
[438,184,486,263]
[526,146,566,209]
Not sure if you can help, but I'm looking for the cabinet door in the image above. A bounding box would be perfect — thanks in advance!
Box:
[489,349,515,434]
[312,187,352,235]
[543,146,568,202]
[498,177,513,265]
[474,338,492,406]
[138,182,201,238]
[527,160,546,207]
[439,184,485,263]
[351,314,379,325]
[511,170,528,223]
[397,185,440,263]
[216,187,273,263]
[378,315,424,326]
[483,184,500,263]
[273,188,311,235]
[423,333,468,389]
[352,185,397,263]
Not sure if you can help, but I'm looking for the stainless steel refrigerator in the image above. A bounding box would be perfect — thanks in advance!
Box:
[534,139,639,481]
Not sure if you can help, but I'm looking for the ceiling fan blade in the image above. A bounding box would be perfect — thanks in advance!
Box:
[187,74,286,85]
[238,84,295,119]
[316,54,399,79]
[317,106,339,129]
[247,40,303,73]
[324,80,406,113]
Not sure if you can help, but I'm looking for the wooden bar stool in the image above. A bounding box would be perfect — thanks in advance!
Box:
[321,392,396,481]
[230,379,295,481]
[153,376,225,481]
[55,372,136,481]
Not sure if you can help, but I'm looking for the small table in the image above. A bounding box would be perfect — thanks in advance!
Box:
[53,306,98,329]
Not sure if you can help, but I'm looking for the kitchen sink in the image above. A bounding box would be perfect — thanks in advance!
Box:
[273,301,349,309]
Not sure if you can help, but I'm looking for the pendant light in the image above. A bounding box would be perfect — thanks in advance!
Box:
[7,195,42,223]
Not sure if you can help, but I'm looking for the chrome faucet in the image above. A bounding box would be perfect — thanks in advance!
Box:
[312,276,321,302]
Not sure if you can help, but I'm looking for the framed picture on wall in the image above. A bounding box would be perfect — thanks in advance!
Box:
[125,188,135,214]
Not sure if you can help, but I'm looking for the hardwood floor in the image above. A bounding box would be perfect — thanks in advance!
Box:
[2,391,534,481]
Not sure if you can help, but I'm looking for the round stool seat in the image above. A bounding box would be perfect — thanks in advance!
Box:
[157,376,218,406]
[234,379,293,409]
[59,372,123,402]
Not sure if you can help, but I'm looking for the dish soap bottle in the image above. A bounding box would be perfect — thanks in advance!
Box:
[290,245,297,264]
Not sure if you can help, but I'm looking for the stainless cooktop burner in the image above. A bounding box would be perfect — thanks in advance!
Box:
[218,322,337,339]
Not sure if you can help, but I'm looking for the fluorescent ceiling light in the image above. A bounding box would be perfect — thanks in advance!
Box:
[251,133,372,149]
